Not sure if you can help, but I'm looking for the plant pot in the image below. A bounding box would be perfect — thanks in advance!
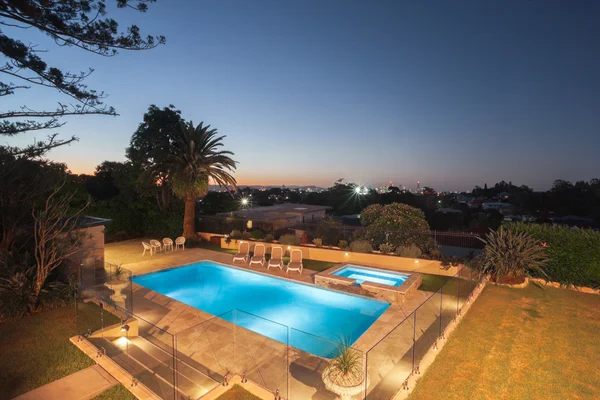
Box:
[105,279,129,305]
[322,367,368,400]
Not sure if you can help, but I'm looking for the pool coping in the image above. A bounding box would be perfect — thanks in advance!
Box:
[132,258,391,305]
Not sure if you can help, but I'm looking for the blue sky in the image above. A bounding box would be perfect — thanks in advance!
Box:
[4,0,600,190]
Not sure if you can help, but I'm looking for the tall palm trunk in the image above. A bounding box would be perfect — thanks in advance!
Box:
[183,197,197,239]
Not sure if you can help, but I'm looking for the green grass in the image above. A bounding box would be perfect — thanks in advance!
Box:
[216,384,262,400]
[409,284,600,400]
[0,302,119,400]
[418,274,451,292]
[197,242,336,272]
[92,385,136,400]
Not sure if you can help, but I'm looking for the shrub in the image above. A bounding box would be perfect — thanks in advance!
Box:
[396,244,422,258]
[241,231,251,240]
[379,243,394,254]
[279,234,299,246]
[504,222,600,288]
[230,229,242,240]
[338,240,349,249]
[264,234,274,243]
[313,238,323,247]
[350,240,373,253]
[480,226,549,282]
[251,230,264,240]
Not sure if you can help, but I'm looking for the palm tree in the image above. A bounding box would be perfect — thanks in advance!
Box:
[168,120,237,238]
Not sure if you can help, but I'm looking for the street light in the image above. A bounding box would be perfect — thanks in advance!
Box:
[354,186,362,194]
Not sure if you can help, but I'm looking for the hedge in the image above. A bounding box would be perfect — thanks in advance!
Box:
[505,222,600,288]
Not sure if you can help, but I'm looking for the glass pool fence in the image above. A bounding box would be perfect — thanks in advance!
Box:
[77,263,482,400]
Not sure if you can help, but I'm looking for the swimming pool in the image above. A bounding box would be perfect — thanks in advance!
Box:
[333,266,410,287]
[132,262,389,357]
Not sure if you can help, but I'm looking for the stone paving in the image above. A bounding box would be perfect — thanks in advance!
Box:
[97,239,469,399]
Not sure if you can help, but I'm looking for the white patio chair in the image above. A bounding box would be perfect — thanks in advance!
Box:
[249,244,266,267]
[163,238,174,252]
[267,246,284,270]
[286,249,303,274]
[233,241,250,263]
[175,236,186,250]
[150,239,162,253]
[142,241,154,256]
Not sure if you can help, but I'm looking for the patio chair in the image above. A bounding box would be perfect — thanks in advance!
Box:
[150,239,162,253]
[163,238,174,252]
[249,244,266,267]
[233,241,250,263]
[267,246,284,270]
[286,249,303,274]
[142,241,154,256]
[175,236,186,250]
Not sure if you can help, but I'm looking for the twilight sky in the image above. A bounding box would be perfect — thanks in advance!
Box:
[5,0,600,191]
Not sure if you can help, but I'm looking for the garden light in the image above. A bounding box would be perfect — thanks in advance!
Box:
[354,186,362,194]
[241,198,249,206]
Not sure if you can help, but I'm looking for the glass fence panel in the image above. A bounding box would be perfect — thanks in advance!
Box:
[457,266,472,313]
[289,329,365,400]
[175,311,234,396]
[413,291,442,364]
[440,273,459,334]
[366,315,415,400]
[233,310,288,398]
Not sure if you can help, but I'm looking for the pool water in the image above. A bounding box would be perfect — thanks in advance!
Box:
[334,266,410,287]
[132,262,389,357]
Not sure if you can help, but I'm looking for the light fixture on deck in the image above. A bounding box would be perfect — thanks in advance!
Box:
[222,374,229,386]
[120,324,130,333]
[242,371,247,383]
[433,341,438,351]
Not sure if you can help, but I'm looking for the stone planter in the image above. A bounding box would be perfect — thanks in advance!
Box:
[105,279,129,305]
[322,367,368,400]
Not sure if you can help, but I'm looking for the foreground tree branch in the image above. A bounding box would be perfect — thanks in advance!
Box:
[0,0,165,152]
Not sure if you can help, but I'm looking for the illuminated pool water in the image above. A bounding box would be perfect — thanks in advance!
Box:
[132,262,389,357]
[334,266,410,287]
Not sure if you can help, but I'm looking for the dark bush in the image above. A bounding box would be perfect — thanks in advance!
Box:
[350,240,373,253]
[251,230,264,240]
[505,222,600,288]
[279,234,299,246]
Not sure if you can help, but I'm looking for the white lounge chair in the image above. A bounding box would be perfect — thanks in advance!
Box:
[163,238,174,252]
[249,244,266,267]
[286,249,303,274]
[142,241,154,256]
[233,241,250,263]
[267,246,284,270]
[175,236,186,250]
[150,239,162,253]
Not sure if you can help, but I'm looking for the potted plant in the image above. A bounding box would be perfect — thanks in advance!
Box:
[322,338,367,400]
[104,264,129,305]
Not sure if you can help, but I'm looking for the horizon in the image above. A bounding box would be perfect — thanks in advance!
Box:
[5,0,600,192]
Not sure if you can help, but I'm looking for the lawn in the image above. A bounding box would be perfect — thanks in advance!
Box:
[0,302,119,400]
[418,274,451,292]
[197,242,335,272]
[216,384,262,400]
[92,385,136,400]
[409,284,600,400]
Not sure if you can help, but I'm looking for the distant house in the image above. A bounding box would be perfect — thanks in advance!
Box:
[218,203,331,230]
[435,208,463,214]
[482,202,513,214]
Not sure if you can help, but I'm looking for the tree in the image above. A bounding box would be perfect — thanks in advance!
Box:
[167,121,237,238]
[0,0,165,154]
[32,181,89,304]
[0,148,69,249]
[359,203,431,250]
[126,105,184,210]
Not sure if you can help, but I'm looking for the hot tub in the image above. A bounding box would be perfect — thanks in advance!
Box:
[315,264,423,304]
